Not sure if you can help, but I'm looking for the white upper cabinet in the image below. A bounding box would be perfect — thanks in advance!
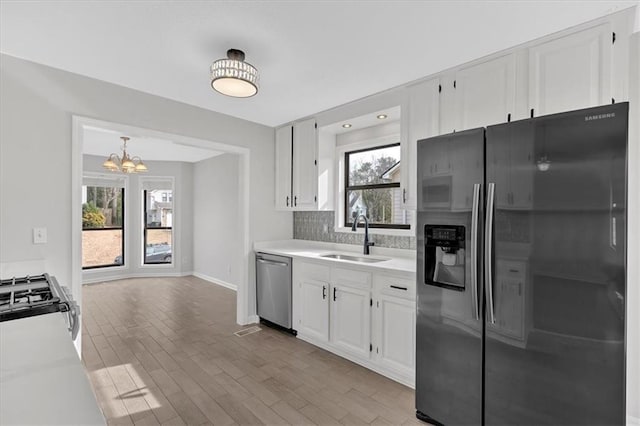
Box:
[275,126,293,209]
[275,118,318,210]
[529,23,612,116]
[293,118,318,210]
[402,78,440,210]
[455,53,517,130]
[439,74,458,135]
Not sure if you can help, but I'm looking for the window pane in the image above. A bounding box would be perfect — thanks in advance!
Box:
[348,145,400,186]
[145,230,172,264]
[146,190,173,228]
[144,188,173,265]
[82,229,123,268]
[82,185,124,268]
[82,186,123,229]
[347,187,411,226]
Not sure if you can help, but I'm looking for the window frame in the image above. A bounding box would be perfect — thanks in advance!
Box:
[82,186,126,270]
[143,189,174,265]
[344,142,410,230]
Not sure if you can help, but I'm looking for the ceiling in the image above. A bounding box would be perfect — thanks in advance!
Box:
[1,1,637,127]
[83,126,223,163]
[322,106,401,136]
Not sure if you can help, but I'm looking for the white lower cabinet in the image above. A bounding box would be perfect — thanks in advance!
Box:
[293,260,416,387]
[298,277,329,342]
[331,284,371,359]
[374,294,416,378]
[372,275,416,380]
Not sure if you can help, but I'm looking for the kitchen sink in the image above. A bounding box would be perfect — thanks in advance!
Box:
[320,253,389,263]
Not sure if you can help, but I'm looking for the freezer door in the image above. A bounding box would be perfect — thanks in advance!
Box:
[415,128,484,425]
[484,103,627,425]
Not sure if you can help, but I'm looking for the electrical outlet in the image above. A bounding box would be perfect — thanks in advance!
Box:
[33,227,47,244]
[323,224,329,233]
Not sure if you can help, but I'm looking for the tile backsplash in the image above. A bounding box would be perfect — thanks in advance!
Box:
[293,211,416,250]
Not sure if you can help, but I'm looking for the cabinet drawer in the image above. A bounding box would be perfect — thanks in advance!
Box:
[296,262,331,282]
[331,267,371,289]
[374,275,416,300]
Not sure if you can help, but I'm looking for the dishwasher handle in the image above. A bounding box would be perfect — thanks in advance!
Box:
[256,257,289,267]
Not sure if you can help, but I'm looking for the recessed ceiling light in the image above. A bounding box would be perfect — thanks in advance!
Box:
[342,123,352,128]
[377,114,388,120]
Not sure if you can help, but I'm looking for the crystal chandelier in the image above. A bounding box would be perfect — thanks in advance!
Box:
[210,49,259,98]
[102,136,148,173]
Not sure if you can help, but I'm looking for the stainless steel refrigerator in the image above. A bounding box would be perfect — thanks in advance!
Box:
[415,103,628,425]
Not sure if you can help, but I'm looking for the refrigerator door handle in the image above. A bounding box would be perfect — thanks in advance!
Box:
[485,182,496,324]
[471,183,481,321]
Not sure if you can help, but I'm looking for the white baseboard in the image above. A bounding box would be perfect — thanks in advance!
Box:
[83,271,193,285]
[246,315,260,324]
[628,415,640,425]
[192,272,237,291]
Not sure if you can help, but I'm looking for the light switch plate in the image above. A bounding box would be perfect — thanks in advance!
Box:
[33,227,47,244]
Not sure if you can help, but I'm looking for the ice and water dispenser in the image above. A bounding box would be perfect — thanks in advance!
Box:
[425,225,466,290]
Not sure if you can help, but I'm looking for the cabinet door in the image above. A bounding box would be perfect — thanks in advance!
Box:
[375,294,415,376]
[439,74,458,134]
[330,285,371,359]
[455,54,516,130]
[529,23,611,116]
[298,278,329,342]
[275,126,292,210]
[403,78,440,209]
[292,118,318,210]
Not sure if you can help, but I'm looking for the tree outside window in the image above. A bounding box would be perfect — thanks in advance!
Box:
[82,185,124,269]
[345,143,410,229]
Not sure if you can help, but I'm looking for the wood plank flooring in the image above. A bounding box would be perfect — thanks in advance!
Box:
[82,276,419,426]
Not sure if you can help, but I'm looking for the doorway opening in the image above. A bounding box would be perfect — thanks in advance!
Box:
[71,116,252,354]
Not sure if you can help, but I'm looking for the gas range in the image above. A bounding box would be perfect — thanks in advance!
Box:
[0,273,79,339]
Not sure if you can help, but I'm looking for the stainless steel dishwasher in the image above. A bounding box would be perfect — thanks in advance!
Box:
[255,252,292,330]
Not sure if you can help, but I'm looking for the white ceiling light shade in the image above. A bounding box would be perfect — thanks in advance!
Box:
[210,49,259,98]
[103,136,148,174]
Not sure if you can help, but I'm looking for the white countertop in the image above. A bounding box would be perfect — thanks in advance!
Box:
[254,240,416,277]
[0,313,105,426]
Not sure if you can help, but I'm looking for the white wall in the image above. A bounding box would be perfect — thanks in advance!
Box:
[192,153,242,289]
[0,54,292,321]
[81,154,194,282]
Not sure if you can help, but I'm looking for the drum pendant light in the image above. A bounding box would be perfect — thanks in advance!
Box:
[210,49,259,98]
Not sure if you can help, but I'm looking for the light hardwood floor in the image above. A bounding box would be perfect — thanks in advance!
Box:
[82,276,420,426]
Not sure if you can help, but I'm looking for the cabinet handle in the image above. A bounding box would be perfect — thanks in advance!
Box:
[402,189,406,204]
[286,196,289,207]
[390,285,408,291]
[322,285,326,300]
[333,287,337,301]
[294,196,297,206]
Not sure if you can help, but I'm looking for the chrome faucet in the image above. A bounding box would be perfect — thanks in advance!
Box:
[351,214,375,255]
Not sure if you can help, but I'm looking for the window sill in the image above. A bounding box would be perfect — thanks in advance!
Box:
[83,265,127,273]
[334,226,415,237]
[139,263,174,269]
